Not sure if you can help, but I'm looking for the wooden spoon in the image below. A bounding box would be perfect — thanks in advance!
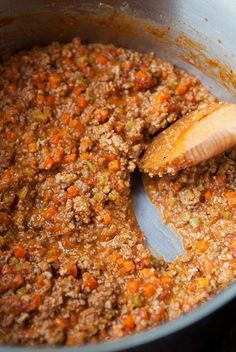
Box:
[141,102,236,176]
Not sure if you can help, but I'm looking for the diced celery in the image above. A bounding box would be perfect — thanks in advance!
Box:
[189,217,202,229]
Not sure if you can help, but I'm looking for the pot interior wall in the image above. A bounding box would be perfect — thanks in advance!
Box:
[0,0,236,101]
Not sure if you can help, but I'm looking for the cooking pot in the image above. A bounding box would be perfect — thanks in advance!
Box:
[0,1,236,351]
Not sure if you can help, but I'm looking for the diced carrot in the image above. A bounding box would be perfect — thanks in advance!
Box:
[155,91,171,104]
[135,71,147,80]
[105,153,116,161]
[49,255,59,263]
[135,70,153,90]
[73,87,83,96]
[86,176,96,186]
[119,260,135,275]
[14,246,26,259]
[15,103,23,114]
[59,129,69,138]
[141,256,151,268]
[65,153,77,163]
[117,258,124,266]
[202,258,214,275]
[204,190,213,201]
[0,168,14,191]
[68,118,82,131]
[160,276,173,287]
[45,95,55,107]
[49,223,61,234]
[49,73,61,89]
[98,109,109,123]
[137,307,149,320]
[77,96,88,110]
[96,55,108,65]
[131,96,140,107]
[28,142,37,153]
[172,182,183,192]
[68,263,78,278]
[176,82,189,95]
[50,133,60,144]
[107,96,124,107]
[52,147,64,163]
[150,308,165,323]
[140,268,154,278]
[55,317,68,330]
[70,314,78,326]
[142,283,156,297]
[196,277,210,288]
[230,238,236,250]
[35,79,45,90]
[43,155,53,170]
[61,234,75,249]
[115,122,125,133]
[123,315,135,330]
[108,160,120,173]
[64,58,74,68]
[66,336,80,346]
[6,83,17,94]
[230,260,236,270]
[37,274,45,287]
[67,185,79,199]
[32,294,42,306]
[114,48,122,56]
[14,273,25,288]
[6,131,18,142]
[225,191,236,206]
[109,252,122,262]
[24,294,43,312]
[63,113,71,125]
[216,175,227,184]
[3,114,13,122]
[68,119,78,128]
[83,273,97,289]
[34,72,47,89]
[77,61,89,71]
[197,240,209,252]
[126,279,139,293]
[149,276,161,286]
[48,246,58,257]
[23,134,34,144]
[103,212,111,225]
[44,206,58,220]
[161,70,168,79]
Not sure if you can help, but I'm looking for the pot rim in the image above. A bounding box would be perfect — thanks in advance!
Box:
[0,2,236,350]
[1,281,235,352]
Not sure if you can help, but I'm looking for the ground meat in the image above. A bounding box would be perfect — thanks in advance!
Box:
[0,37,228,347]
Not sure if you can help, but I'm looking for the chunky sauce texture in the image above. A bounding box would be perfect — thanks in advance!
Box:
[144,151,236,320]
[0,38,228,346]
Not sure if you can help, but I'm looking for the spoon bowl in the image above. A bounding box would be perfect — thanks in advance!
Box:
[141,102,236,177]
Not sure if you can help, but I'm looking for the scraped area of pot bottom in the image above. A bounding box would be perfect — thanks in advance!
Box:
[132,173,184,262]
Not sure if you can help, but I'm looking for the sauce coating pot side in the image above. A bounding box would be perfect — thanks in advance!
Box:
[0,1,236,351]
